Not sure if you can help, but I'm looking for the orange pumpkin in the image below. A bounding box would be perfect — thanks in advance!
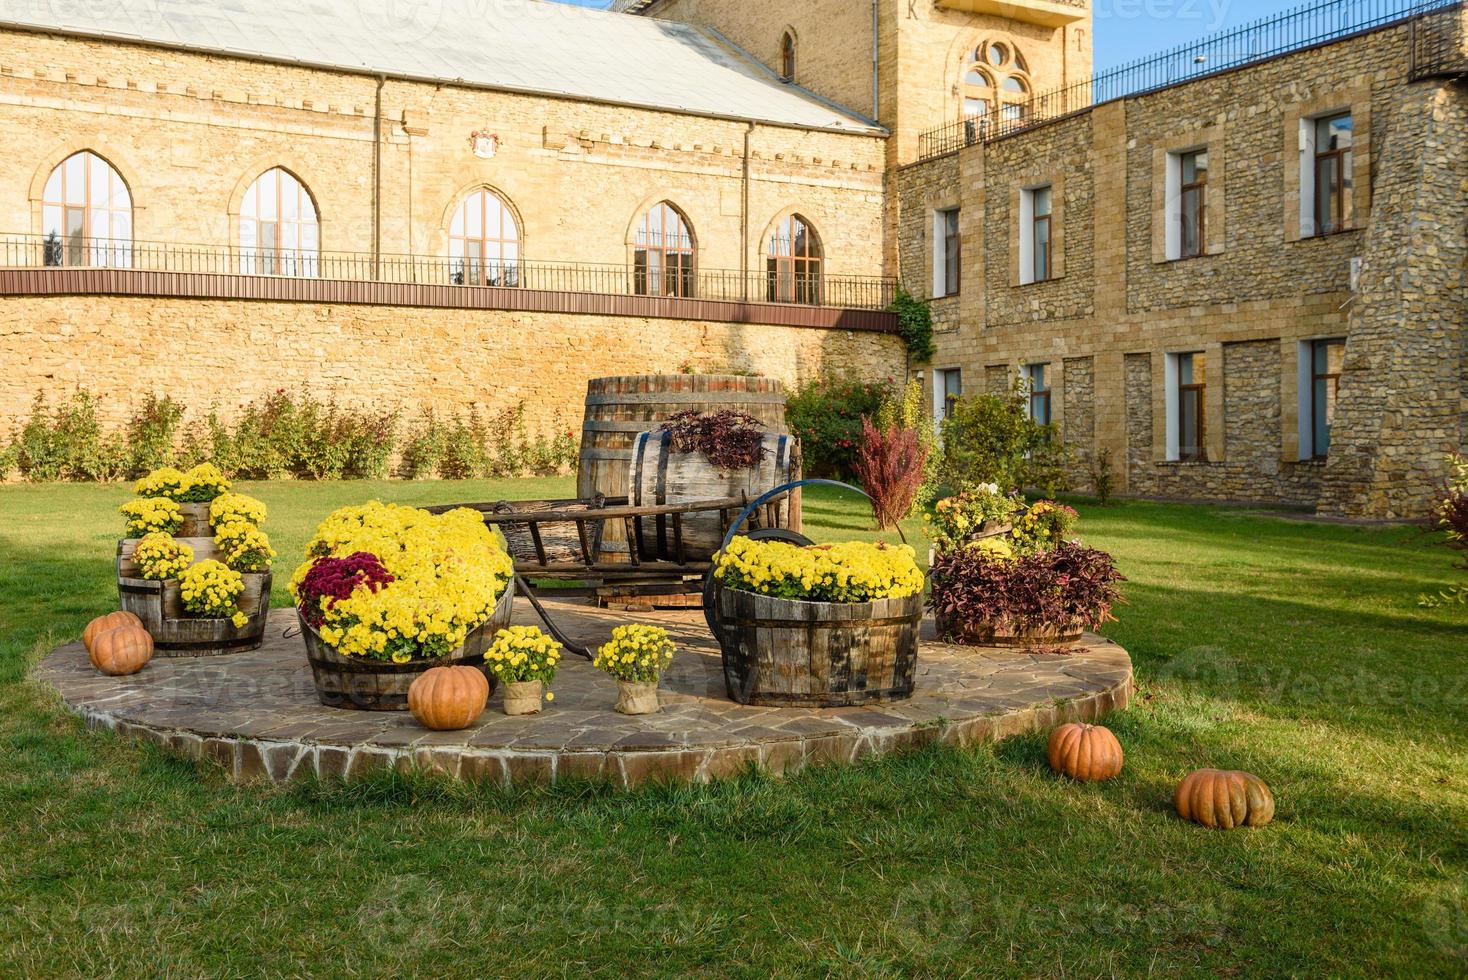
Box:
[408,666,490,731]
[83,610,144,652]
[1175,769,1275,829]
[89,625,154,676]
[1047,723,1124,781]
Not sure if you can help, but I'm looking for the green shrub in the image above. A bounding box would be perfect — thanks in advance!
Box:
[889,288,936,363]
[438,412,490,480]
[13,391,128,482]
[124,394,185,476]
[787,376,893,480]
[940,380,1068,496]
[398,409,447,479]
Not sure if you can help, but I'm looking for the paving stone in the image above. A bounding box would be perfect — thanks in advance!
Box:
[34,602,1132,788]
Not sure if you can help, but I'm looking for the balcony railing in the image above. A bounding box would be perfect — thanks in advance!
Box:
[0,233,899,312]
[916,0,1462,161]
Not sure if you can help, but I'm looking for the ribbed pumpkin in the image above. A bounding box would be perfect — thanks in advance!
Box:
[1046,723,1124,781]
[83,610,144,652]
[1175,769,1275,829]
[89,625,154,676]
[408,666,491,731]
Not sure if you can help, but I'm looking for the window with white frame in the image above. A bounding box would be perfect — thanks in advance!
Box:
[1297,338,1345,459]
[1163,147,1208,260]
[1299,111,1354,237]
[933,368,962,424]
[1019,185,1052,285]
[1023,363,1051,426]
[1165,351,1207,462]
[932,208,960,298]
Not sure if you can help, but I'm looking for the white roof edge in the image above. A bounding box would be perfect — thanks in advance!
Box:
[0,1,886,137]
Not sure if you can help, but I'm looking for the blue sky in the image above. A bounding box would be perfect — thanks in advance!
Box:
[546,0,1304,72]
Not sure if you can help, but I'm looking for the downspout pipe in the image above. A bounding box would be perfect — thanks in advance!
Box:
[742,121,754,302]
[373,73,385,280]
[871,0,880,120]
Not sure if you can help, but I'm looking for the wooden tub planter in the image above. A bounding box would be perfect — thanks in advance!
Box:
[116,570,273,657]
[936,616,1084,648]
[710,583,924,707]
[174,502,214,538]
[301,580,514,711]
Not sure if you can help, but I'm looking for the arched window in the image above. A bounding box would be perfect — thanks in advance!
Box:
[766,213,822,305]
[449,188,520,287]
[780,31,796,82]
[634,202,695,297]
[42,151,132,268]
[961,41,1030,128]
[240,168,319,276]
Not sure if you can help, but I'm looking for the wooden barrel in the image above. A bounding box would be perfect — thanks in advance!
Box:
[711,583,923,707]
[629,429,798,562]
[301,579,515,711]
[578,376,792,553]
[116,569,273,657]
[175,502,213,537]
[117,536,220,577]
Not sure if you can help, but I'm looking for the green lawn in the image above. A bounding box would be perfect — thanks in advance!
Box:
[1,479,1466,976]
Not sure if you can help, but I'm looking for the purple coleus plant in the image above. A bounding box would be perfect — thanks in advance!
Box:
[928,542,1126,642]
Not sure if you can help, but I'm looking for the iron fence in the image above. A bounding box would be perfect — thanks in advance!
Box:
[917,0,1462,161]
[0,233,898,311]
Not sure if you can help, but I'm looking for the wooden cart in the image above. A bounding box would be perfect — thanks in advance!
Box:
[426,491,796,657]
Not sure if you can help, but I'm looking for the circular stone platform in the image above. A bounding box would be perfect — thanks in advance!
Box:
[36,600,1133,788]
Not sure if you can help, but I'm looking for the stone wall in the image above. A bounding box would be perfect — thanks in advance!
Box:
[0,27,888,279]
[0,295,906,434]
[901,19,1466,516]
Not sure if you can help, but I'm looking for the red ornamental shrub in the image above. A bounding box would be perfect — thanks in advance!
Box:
[853,416,929,530]
[660,410,768,471]
[929,542,1125,641]
[297,552,395,627]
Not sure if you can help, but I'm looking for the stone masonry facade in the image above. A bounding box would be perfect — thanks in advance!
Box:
[903,17,1467,517]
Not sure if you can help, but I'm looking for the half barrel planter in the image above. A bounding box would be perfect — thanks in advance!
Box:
[300,579,515,711]
[710,582,924,707]
[117,537,272,657]
[934,614,1085,648]
[174,502,214,537]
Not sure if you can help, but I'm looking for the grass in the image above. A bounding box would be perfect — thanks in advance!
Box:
[1,479,1466,976]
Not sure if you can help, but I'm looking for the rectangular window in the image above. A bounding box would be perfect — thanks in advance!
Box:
[1031,187,1051,283]
[943,209,961,297]
[932,208,961,297]
[1179,149,1207,259]
[934,368,962,422]
[1309,338,1346,458]
[1312,113,1353,235]
[1024,363,1051,426]
[1174,352,1207,462]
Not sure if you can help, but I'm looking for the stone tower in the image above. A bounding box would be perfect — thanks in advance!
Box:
[618,0,1093,269]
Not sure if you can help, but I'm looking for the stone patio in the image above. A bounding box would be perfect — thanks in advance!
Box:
[35,599,1134,788]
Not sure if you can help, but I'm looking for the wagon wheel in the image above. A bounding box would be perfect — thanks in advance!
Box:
[702,480,897,642]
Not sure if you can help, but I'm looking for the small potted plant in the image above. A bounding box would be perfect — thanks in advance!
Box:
[594,624,677,715]
[484,626,562,716]
[1009,500,1079,555]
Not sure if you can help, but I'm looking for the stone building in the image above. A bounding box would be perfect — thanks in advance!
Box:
[0,0,1462,517]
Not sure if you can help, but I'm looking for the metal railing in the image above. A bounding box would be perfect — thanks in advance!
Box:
[1410,0,1468,77]
[0,233,899,311]
[916,0,1462,161]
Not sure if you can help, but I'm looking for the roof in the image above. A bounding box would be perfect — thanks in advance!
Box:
[0,0,882,133]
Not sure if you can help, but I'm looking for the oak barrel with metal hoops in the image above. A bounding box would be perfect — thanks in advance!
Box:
[577,375,794,555]
[628,428,798,562]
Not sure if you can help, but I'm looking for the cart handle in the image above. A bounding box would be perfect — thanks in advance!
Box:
[717,479,908,552]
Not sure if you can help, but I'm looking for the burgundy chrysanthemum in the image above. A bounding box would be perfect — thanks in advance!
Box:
[297,552,395,627]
